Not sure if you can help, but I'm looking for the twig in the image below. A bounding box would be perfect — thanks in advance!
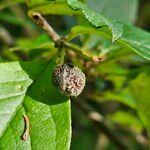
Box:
[0,26,14,46]
[72,99,128,150]
[63,42,103,62]
[31,12,60,42]
[22,114,30,141]
[31,12,103,62]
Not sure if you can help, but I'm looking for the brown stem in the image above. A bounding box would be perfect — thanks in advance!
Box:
[31,12,60,42]
[30,12,103,62]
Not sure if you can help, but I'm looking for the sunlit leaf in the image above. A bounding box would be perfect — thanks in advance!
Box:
[0,60,71,150]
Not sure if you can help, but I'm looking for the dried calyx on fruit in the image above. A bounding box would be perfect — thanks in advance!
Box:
[53,64,86,96]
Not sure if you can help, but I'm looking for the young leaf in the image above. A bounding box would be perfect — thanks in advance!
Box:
[86,0,139,23]
[110,111,142,129]
[27,0,150,60]
[67,0,123,42]
[0,62,33,138]
[27,1,80,16]
[67,25,150,60]
[0,60,71,150]
[130,71,150,134]
[67,0,150,60]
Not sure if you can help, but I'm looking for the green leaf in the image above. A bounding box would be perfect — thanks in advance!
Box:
[67,25,150,60]
[86,0,139,23]
[67,0,150,60]
[0,0,24,11]
[27,0,67,6]
[109,111,142,130]
[0,12,33,27]
[102,89,136,109]
[0,62,32,138]
[27,0,150,60]
[27,1,80,16]
[0,60,71,149]
[130,71,150,134]
[67,0,123,42]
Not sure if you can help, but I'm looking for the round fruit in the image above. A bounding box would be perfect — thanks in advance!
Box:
[53,64,86,96]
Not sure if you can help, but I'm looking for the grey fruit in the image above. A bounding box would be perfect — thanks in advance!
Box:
[53,64,86,96]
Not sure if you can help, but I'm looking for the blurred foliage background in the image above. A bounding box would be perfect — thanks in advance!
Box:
[0,0,150,149]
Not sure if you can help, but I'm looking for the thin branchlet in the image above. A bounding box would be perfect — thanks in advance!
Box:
[31,12,60,42]
[31,12,103,62]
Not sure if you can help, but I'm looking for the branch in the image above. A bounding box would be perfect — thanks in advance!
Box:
[31,12,60,42]
[30,12,103,62]
[0,26,14,46]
